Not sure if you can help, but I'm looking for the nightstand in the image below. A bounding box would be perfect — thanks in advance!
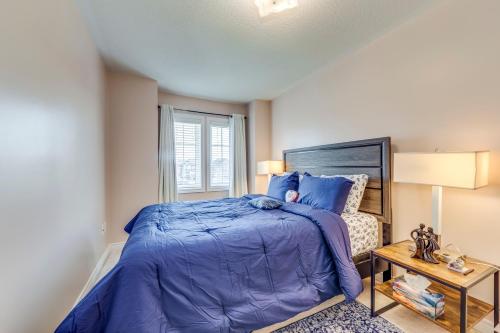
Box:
[370,240,499,333]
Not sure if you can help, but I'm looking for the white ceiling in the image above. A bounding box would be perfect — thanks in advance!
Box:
[76,0,436,103]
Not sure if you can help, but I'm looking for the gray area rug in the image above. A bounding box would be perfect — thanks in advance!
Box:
[273,301,403,333]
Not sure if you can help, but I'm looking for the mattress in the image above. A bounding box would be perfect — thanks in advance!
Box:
[341,212,378,257]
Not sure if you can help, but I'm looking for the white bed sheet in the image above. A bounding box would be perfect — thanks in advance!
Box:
[341,212,378,257]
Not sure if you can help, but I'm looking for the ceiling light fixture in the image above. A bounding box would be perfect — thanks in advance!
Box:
[255,0,299,17]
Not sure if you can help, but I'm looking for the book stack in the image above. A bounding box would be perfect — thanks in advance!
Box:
[392,276,445,320]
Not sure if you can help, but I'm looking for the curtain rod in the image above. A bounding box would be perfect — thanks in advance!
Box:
[157,105,246,119]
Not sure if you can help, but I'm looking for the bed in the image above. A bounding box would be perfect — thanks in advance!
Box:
[56,137,392,333]
[282,137,392,280]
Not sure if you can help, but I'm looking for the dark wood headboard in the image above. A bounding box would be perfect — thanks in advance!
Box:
[283,137,392,245]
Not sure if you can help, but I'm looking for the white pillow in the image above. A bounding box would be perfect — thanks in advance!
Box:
[285,190,299,203]
[320,174,368,214]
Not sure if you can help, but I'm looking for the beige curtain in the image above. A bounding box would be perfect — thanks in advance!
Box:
[229,114,248,197]
[158,105,177,203]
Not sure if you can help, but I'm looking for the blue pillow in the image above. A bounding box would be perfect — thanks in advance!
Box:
[267,171,300,201]
[248,196,282,210]
[298,174,354,214]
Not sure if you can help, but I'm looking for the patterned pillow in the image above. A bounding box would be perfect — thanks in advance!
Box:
[320,174,368,214]
[285,190,299,203]
[248,196,282,210]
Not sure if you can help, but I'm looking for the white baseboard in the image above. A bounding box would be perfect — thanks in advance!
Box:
[73,242,125,307]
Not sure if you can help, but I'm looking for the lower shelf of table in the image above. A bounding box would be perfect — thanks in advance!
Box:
[375,277,494,333]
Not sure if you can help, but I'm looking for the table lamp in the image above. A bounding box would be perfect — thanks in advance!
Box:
[257,160,284,183]
[394,151,489,243]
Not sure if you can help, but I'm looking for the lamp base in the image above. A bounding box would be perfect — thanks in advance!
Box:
[431,185,443,236]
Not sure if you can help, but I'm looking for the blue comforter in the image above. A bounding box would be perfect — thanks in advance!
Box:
[56,195,362,333]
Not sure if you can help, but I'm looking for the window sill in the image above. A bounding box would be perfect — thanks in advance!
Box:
[207,188,229,193]
[178,189,229,195]
[178,189,205,194]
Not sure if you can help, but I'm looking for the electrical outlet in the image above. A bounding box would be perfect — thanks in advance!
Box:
[101,222,106,234]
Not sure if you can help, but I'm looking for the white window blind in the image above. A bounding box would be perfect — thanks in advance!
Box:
[209,123,230,189]
[173,112,232,194]
[174,117,203,192]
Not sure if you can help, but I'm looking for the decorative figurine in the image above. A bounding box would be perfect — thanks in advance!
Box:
[423,227,440,264]
[410,224,441,264]
[410,223,427,260]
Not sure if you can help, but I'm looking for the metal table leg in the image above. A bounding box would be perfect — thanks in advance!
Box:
[460,287,468,333]
[371,251,376,317]
[383,262,392,282]
[494,271,499,331]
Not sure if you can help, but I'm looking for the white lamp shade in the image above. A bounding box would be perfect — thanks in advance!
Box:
[257,160,284,175]
[394,151,489,189]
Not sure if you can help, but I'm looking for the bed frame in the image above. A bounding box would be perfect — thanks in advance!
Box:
[283,137,392,281]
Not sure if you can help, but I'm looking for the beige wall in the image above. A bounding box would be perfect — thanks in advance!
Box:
[106,88,248,242]
[248,100,272,194]
[106,71,159,243]
[0,1,106,332]
[272,0,500,305]
[159,91,247,201]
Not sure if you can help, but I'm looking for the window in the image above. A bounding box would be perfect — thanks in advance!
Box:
[174,115,203,192]
[173,113,230,193]
[208,121,230,190]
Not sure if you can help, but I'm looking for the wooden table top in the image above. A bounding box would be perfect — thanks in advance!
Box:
[373,240,498,289]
